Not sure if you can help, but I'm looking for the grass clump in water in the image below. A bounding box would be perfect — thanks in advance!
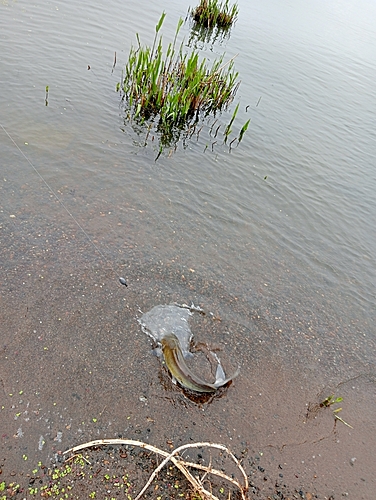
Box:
[191,0,238,29]
[119,13,242,150]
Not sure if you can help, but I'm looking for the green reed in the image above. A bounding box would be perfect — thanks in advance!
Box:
[191,0,238,29]
[120,14,240,141]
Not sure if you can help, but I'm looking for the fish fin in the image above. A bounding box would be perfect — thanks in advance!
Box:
[215,360,227,384]
[214,365,241,388]
[211,352,226,384]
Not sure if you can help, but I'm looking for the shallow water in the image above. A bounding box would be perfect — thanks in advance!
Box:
[1,0,376,496]
[139,304,194,357]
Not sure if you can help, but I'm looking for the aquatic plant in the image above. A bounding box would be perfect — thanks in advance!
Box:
[119,13,248,155]
[187,1,235,50]
[191,0,238,30]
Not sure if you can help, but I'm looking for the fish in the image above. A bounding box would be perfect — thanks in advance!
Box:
[160,333,239,393]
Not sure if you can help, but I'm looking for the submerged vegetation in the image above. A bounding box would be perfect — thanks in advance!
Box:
[191,0,238,30]
[118,13,249,157]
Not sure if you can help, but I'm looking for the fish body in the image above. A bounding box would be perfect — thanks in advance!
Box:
[161,333,239,393]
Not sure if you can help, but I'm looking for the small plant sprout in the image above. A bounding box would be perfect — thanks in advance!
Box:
[238,118,250,143]
[222,105,250,151]
[320,395,343,408]
[320,395,353,428]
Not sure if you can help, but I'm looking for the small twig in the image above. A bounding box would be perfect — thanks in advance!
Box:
[135,442,248,500]
[64,453,92,465]
[334,414,354,428]
[64,438,162,457]
[199,454,212,484]
[174,459,243,489]
[64,453,85,464]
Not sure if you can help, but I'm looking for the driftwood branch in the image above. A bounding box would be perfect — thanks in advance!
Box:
[63,438,248,500]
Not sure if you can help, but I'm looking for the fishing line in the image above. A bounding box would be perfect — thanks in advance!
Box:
[1,123,127,287]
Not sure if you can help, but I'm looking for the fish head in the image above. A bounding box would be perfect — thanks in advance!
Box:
[161,333,180,350]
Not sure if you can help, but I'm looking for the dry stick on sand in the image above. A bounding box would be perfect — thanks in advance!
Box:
[63,439,248,500]
[135,441,247,500]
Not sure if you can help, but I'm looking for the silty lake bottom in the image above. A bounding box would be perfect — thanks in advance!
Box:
[1,0,376,497]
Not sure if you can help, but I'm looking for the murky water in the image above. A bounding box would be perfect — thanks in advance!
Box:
[1,0,375,496]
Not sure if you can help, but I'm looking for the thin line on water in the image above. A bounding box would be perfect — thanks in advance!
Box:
[1,123,127,286]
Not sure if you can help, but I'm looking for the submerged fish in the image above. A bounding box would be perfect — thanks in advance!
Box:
[161,333,239,393]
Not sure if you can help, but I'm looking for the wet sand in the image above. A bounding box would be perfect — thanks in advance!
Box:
[1,229,375,498]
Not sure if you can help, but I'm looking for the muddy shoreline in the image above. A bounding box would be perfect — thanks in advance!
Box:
[1,247,375,499]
